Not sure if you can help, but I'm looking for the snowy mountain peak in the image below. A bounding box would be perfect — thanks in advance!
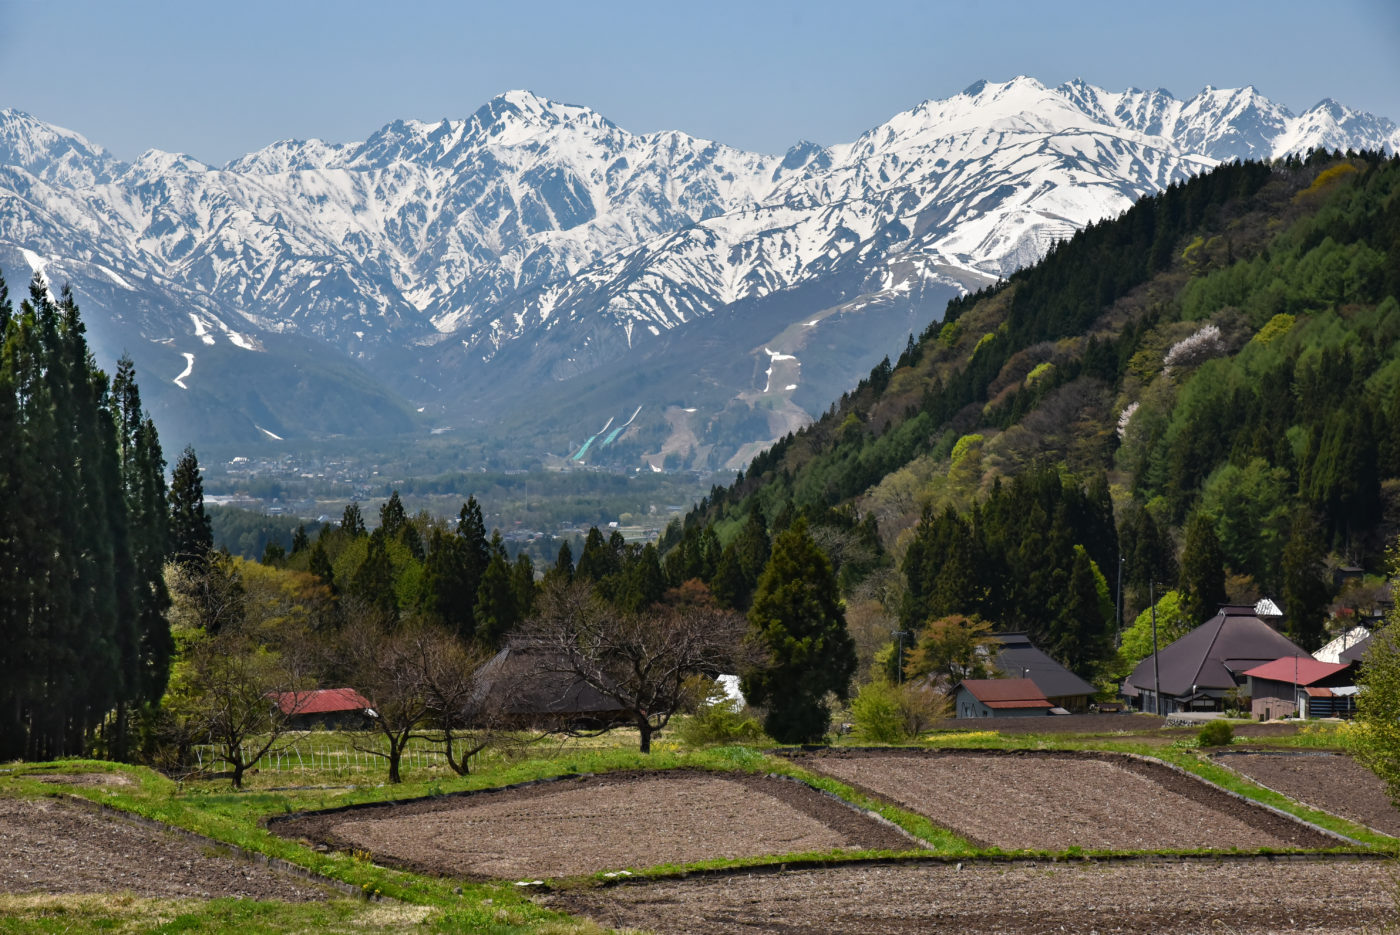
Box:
[0,108,115,185]
[1,79,1397,456]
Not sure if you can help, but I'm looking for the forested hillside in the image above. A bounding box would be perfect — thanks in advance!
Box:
[672,151,1400,683]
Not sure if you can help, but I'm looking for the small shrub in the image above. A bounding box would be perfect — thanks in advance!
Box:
[850,679,948,744]
[1197,719,1234,747]
[675,684,767,748]
[851,680,907,743]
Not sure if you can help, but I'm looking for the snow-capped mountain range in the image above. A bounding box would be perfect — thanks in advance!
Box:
[1,77,1395,460]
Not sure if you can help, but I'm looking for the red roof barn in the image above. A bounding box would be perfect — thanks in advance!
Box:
[954,678,1054,718]
[272,688,375,729]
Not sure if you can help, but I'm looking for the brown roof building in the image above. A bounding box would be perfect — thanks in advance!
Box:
[954,678,1054,718]
[1123,605,1306,715]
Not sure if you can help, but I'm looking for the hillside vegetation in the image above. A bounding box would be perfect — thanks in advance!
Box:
[675,151,1400,683]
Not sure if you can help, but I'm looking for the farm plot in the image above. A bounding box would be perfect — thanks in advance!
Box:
[272,769,914,880]
[786,749,1336,851]
[1214,750,1400,837]
[0,796,331,901]
[543,857,1393,935]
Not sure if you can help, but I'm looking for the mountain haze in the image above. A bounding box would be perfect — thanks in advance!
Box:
[1,78,1395,461]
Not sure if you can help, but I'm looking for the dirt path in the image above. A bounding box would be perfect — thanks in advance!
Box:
[271,770,914,880]
[0,796,331,901]
[788,749,1337,851]
[544,857,1394,934]
[1214,750,1400,837]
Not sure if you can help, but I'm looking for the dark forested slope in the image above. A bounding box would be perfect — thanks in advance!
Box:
[673,151,1400,673]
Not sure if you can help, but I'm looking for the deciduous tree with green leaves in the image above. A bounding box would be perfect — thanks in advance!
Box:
[1353,544,1400,804]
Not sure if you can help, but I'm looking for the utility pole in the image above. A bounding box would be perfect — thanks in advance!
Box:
[1116,553,1125,649]
[1150,579,1162,717]
[891,630,912,684]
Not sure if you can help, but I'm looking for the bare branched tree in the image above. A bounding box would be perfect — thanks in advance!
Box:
[167,625,311,788]
[515,580,748,753]
[417,632,498,775]
[339,615,435,784]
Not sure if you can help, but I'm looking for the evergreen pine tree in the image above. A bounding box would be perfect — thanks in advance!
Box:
[551,539,575,584]
[474,548,518,647]
[309,540,336,594]
[169,446,212,567]
[742,518,855,744]
[351,530,397,616]
[1282,511,1330,650]
[379,490,408,540]
[1180,512,1227,625]
[341,502,366,538]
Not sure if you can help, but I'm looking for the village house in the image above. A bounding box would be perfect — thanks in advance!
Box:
[989,633,1097,712]
[1122,605,1306,715]
[271,688,375,730]
[469,642,632,729]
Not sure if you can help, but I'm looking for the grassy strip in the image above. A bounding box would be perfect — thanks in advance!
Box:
[1147,747,1399,850]
[0,893,442,935]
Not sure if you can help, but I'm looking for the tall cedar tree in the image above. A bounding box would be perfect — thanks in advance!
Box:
[169,446,213,568]
[742,518,856,743]
[110,355,172,759]
[1180,512,1228,625]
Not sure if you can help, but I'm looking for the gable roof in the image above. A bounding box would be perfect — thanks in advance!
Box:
[957,677,1052,709]
[991,633,1096,698]
[1125,605,1306,697]
[1241,657,1350,685]
[274,688,372,716]
[1339,633,1374,665]
[1314,626,1371,663]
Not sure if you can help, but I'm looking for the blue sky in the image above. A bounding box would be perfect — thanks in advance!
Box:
[3,0,1398,165]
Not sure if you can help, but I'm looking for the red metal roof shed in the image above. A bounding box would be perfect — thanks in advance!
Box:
[274,688,372,716]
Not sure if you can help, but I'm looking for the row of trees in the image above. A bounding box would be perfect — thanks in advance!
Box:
[161,504,855,783]
[0,272,183,761]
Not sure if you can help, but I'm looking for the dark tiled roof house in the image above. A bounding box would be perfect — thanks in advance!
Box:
[990,633,1097,711]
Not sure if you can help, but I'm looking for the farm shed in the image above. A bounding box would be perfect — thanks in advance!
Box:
[1241,657,1358,720]
[989,633,1096,711]
[271,688,375,730]
[1123,605,1307,715]
[954,678,1054,718]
